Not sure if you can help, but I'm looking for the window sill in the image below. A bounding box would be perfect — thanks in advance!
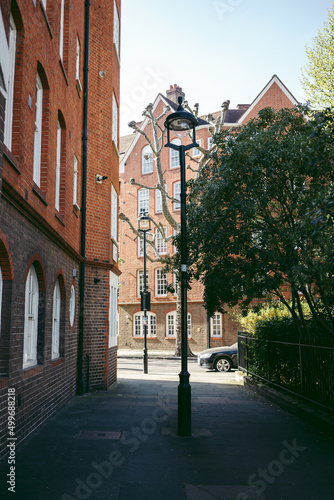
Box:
[51,357,65,368]
[59,59,69,86]
[76,78,82,97]
[73,203,80,218]
[113,43,121,67]
[32,184,48,205]
[112,139,119,156]
[3,147,21,174]
[55,212,65,226]
[40,2,53,39]
[132,336,157,340]
[23,364,43,379]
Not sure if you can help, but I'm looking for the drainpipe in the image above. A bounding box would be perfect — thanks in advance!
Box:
[77,0,90,396]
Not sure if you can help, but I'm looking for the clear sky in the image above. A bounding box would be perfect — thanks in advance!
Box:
[119,0,333,137]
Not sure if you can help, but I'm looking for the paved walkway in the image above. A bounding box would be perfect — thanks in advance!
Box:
[1,358,334,500]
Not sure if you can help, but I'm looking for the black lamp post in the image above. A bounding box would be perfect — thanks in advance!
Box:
[138,212,151,374]
[164,97,198,436]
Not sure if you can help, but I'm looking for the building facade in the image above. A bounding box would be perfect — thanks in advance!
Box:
[0,0,120,461]
[119,77,298,354]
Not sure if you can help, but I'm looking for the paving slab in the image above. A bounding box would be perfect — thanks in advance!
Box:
[1,358,334,500]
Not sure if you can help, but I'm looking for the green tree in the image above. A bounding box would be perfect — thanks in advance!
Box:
[301,3,334,108]
[180,106,334,337]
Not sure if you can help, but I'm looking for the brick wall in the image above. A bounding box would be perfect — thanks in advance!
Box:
[0,201,79,461]
[0,0,121,461]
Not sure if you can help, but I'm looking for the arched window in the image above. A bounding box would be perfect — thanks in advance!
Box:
[55,120,61,210]
[56,112,66,213]
[33,73,43,186]
[69,284,76,328]
[23,266,39,368]
[52,280,61,359]
[166,311,191,338]
[4,14,17,150]
[169,138,181,168]
[133,312,156,337]
[142,145,153,174]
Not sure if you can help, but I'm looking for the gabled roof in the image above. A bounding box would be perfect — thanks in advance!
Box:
[119,93,210,171]
[238,74,299,124]
[119,75,299,168]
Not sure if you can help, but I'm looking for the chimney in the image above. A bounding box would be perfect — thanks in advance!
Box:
[237,104,250,110]
[166,84,185,104]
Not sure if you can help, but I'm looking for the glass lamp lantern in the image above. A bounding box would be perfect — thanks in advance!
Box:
[164,97,198,140]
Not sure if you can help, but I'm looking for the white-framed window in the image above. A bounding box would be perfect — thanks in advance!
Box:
[166,311,176,337]
[187,313,192,338]
[0,266,3,332]
[111,184,118,242]
[193,139,201,157]
[210,313,222,337]
[109,272,118,348]
[76,36,81,83]
[33,73,43,186]
[113,0,120,59]
[155,189,162,213]
[155,268,167,296]
[142,145,153,174]
[23,266,39,368]
[138,188,149,215]
[69,285,76,327]
[55,121,61,211]
[166,311,191,337]
[138,234,149,257]
[169,138,181,168]
[52,280,61,359]
[4,14,17,150]
[59,0,65,60]
[208,136,213,149]
[73,155,78,206]
[133,312,156,337]
[173,181,181,210]
[137,270,148,297]
[155,227,167,254]
[112,92,118,148]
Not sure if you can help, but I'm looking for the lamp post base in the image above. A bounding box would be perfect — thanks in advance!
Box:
[178,371,191,436]
[143,347,148,374]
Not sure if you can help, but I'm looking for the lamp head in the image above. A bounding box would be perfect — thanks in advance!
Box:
[138,213,151,232]
[164,96,198,139]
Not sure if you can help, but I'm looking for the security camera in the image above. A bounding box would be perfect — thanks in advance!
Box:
[96,175,108,184]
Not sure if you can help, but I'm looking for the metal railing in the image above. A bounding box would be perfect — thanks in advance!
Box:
[238,333,334,412]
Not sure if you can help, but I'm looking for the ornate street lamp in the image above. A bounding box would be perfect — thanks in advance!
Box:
[138,212,152,374]
[164,97,198,436]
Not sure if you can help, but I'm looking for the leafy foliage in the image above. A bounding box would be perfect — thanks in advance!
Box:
[180,106,334,336]
[300,3,334,108]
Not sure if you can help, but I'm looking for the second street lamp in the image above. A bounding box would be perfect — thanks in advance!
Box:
[138,212,151,374]
[164,97,198,437]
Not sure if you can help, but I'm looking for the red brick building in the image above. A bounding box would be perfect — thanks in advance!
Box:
[0,0,120,460]
[119,76,298,353]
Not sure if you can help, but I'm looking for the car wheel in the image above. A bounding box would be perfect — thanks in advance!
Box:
[214,357,231,372]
